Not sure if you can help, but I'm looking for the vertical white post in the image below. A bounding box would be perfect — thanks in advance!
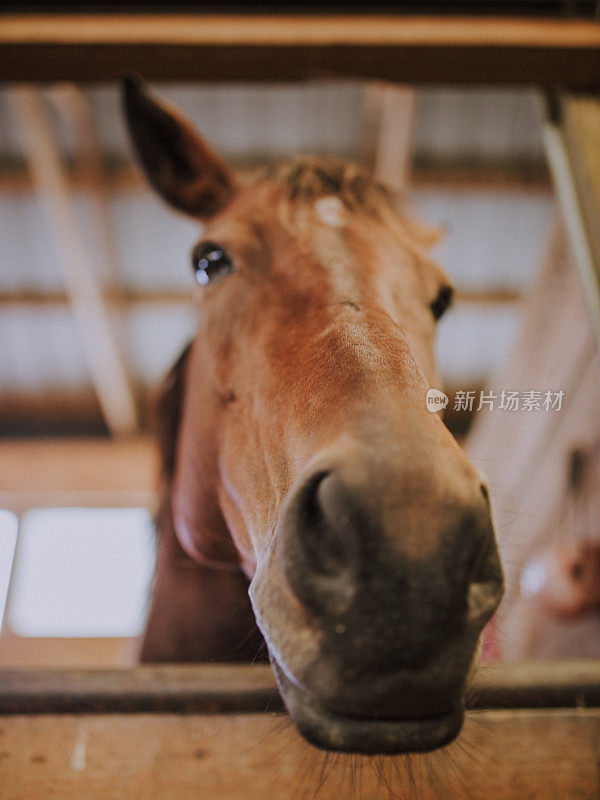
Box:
[358,82,416,191]
[12,86,139,437]
[543,94,600,346]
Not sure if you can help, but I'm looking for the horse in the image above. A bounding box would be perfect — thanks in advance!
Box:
[122,76,504,756]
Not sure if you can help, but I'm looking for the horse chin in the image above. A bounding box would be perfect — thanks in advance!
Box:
[271,658,464,755]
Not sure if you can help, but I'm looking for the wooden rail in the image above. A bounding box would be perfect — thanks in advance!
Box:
[0,288,522,309]
[1,661,599,714]
[0,662,599,799]
[0,14,599,86]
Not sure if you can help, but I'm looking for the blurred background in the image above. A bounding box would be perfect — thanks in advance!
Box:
[0,5,599,668]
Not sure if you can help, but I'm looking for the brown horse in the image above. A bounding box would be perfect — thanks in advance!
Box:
[123,77,504,756]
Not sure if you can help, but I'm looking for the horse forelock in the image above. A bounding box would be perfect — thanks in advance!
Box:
[242,155,440,251]
[273,156,395,213]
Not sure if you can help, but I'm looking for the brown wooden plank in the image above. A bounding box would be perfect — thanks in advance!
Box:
[0,288,521,308]
[0,436,158,513]
[0,15,599,86]
[0,665,282,715]
[1,661,599,714]
[0,156,554,194]
[471,659,600,708]
[0,709,598,799]
[0,634,136,670]
[3,14,600,48]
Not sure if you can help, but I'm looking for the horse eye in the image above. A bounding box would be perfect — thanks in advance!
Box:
[191,241,233,286]
[430,285,453,321]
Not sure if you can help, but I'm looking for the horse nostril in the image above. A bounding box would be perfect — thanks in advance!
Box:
[571,561,585,581]
[480,483,489,502]
[467,531,504,626]
[316,472,365,570]
[280,469,362,616]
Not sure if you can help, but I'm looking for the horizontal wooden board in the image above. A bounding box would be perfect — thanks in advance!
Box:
[0,15,599,86]
[0,436,158,513]
[0,709,598,799]
[0,664,283,714]
[1,661,599,714]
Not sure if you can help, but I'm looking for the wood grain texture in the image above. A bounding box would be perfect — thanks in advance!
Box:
[0,436,158,513]
[2,15,600,47]
[0,709,598,799]
[0,15,599,86]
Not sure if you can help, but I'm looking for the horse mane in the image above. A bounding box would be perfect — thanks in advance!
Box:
[153,341,192,532]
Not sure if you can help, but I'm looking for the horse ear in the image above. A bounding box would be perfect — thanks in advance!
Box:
[122,76,234,218]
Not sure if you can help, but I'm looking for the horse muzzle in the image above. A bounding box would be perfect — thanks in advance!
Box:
[250,444,504,754]
[271,656,465,754]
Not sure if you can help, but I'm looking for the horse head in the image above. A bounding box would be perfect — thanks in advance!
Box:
[123,77,503,755]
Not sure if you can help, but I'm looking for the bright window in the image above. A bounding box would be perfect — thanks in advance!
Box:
[0,510,18,628]
[8,508,155,637]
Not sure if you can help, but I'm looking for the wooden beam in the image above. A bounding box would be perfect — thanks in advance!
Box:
[0,288,521,309]
[0,634,135,670]
[0,155,554,195]
[0,662,599,796]
[412,158,551,192]
[0,15,599,86]
[0,708,598,799]
[0,661,599,714]
[0,437,158,514]
[0,391,107,438]
[0,290,191,307]
[0,664,280,714]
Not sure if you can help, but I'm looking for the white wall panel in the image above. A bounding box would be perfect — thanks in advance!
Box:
[415,189,555,292]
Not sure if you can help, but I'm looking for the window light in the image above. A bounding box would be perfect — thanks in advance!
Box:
[8,508,155,637]
[0,511,18,629]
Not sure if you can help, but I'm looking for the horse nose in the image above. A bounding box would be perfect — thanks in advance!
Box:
[279,463,503,631]
[279,469,365,616]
